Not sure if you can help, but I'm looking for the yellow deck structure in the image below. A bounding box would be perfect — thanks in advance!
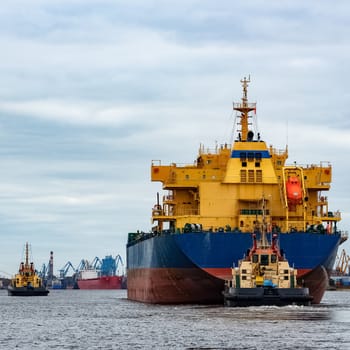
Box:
[151,77,341,235]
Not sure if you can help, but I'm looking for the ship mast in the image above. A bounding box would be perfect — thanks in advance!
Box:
[233,76,256,141]
[25,242,29,268]
[260,197,269,249]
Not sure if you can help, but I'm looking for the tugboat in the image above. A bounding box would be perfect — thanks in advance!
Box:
[223,200,312,307]
[8,243,49,296]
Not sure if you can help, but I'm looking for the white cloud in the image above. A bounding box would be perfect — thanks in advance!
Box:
[1,0,350,274]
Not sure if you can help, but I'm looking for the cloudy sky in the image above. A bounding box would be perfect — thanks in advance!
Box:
[0,0,349,276]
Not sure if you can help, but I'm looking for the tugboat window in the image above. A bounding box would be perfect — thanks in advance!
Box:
[253,254,258,263]
[271,254,277,263]
[260,254,269,266]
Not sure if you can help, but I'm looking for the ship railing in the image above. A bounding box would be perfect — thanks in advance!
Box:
[198,144,229,156]
[291,161,331,169]
[340,231,348,240]
[331,210,341,219]
[269,147,288,156]
[233,102,256,109]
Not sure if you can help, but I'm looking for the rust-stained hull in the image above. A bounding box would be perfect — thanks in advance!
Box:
[127,232,341,304]
[127,268,224,304]
[127,265,329,305]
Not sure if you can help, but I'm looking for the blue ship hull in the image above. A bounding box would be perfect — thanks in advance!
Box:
[127,231,342,304]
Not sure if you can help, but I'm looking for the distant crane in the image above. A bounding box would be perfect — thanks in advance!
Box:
[58,261,78,289]
[91,257,102,269]
[115,254,124,275]
[76,259,89,272]
[59,261,76,279]
[39,263,49,279]
[335,249,350,275]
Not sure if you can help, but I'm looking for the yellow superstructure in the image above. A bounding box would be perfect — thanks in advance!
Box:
[151,77,341,235]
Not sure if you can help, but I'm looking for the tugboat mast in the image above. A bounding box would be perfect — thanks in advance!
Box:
[233,76,256,142]
[25,242,29,268]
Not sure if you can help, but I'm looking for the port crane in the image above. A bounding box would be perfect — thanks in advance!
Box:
[39,263,48,279]
[335,249,350,275]
[59,261,76,279]
[76,259,89,271]
[115,254,125,275]
[91,256,102,269]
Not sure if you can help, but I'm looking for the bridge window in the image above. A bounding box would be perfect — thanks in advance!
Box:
[260,255,269,266]
[240,152,247,161]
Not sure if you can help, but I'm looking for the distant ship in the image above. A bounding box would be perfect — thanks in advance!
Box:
[8,242,49,296]
[77,255,126,290]
[127,77,347,304]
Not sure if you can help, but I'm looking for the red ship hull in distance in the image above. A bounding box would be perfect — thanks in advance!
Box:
[77,275,123,290]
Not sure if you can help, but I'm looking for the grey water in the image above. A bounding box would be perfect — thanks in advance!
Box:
[0,289,349,349]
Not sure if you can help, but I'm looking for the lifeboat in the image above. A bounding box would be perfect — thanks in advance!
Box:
[286,176,303,205]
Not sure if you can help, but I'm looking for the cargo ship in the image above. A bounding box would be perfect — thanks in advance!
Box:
[8,242,49,296]
[77,255,126,290]
[127,77,347,304]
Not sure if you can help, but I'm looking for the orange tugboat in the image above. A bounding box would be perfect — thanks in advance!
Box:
[8,243,49,296]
